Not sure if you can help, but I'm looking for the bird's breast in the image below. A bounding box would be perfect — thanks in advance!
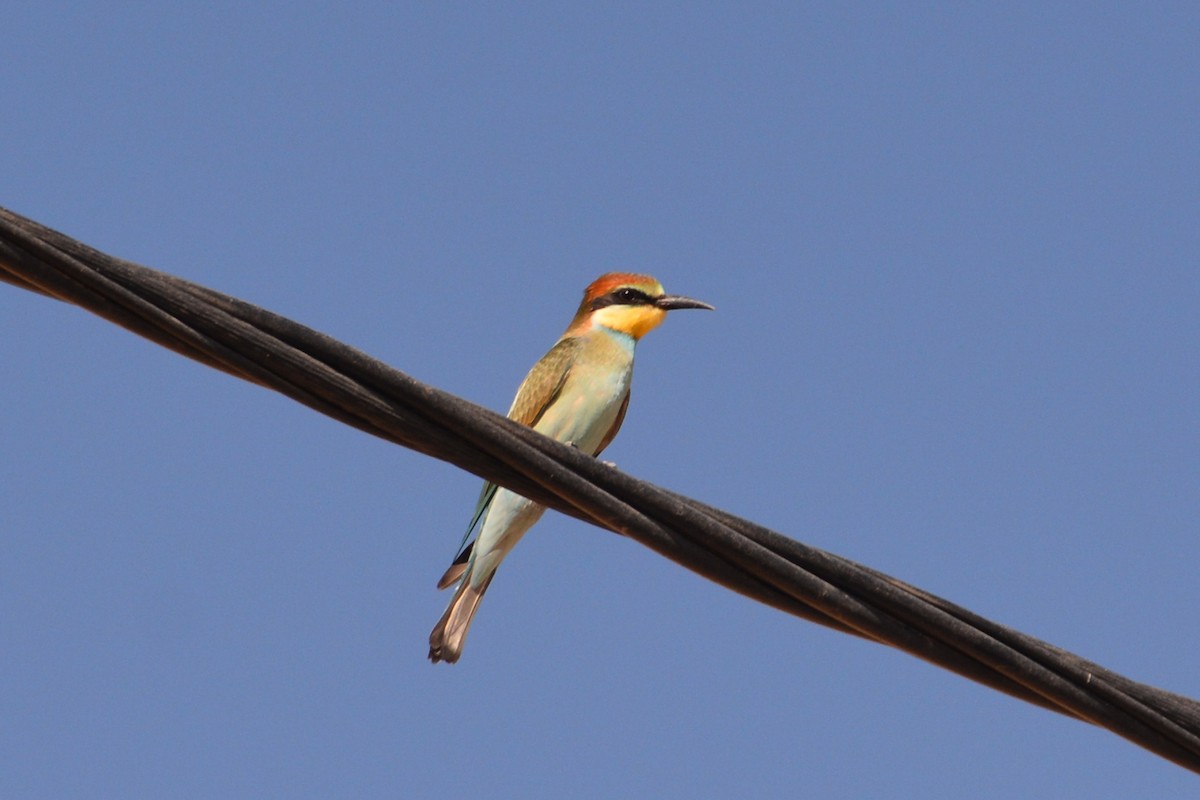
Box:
[534,335,634,454]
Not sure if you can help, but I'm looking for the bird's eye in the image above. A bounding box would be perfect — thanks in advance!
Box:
[590,286,652,312]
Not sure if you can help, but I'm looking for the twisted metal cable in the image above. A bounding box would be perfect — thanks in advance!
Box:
[3,205,1198,772]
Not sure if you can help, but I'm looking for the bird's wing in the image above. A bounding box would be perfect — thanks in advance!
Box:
[436,481,497,588]
[438,337,581,587]
[507,336,582,428]
[595,389,630,456]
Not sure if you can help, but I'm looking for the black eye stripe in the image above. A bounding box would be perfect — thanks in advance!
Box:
[590,287,655,311]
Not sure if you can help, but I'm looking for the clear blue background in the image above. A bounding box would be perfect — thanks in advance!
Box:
[3,4,1198,797]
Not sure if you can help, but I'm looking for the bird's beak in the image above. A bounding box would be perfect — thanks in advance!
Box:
[655,294,715,311]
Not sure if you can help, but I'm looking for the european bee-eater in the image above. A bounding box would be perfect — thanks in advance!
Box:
[428,273,713,663]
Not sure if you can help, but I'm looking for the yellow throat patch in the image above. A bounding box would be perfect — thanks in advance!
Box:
[591,303,667,339]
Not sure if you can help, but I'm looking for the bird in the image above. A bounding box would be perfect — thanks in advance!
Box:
[428,272,714,663]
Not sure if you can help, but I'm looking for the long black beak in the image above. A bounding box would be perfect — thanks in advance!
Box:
[655,294,715,311]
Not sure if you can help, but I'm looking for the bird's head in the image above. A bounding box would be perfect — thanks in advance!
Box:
[567,273,714,339]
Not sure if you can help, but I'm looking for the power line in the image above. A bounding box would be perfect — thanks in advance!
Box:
[2,205,1198,772]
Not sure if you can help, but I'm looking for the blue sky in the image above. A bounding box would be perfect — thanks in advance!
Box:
[3,4,1198,797]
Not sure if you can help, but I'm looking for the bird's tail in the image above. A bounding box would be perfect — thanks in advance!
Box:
[428,572,494,664]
